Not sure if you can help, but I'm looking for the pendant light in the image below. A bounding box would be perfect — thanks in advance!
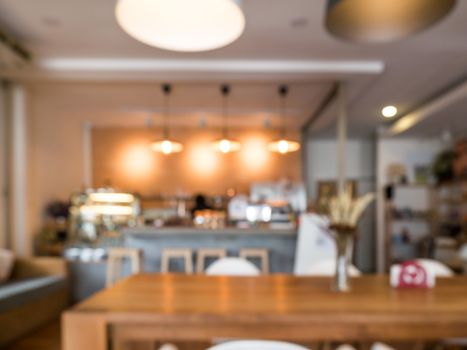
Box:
[268,85,300,155]
[115,0,245,52]
[150,84,183,155]
[212,85,241,154]
[325,0,456,43]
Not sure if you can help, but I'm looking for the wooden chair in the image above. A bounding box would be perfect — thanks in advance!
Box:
[106,248,143,287]
[239,248,269,274]
[196,248,227,273]
[161,248,193,274]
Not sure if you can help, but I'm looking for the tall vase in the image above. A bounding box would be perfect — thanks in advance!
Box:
[331,225,355,292]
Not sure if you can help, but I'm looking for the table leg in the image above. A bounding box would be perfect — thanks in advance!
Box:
[62,311,108,350]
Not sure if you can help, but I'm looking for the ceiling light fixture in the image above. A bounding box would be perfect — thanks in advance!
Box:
[382,105,398,118]
[115,0,245,52]
[268,85,301,155]
[325,0,456,43]
[212,84,241,154]
[150,84,183,155]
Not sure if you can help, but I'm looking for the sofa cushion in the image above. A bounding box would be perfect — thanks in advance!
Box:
[0,250,14,282]
[0,275,67,313]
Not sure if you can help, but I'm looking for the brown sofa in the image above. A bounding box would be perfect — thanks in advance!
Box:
[0,257,70,346]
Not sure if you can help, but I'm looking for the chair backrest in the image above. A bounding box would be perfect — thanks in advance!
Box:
[106,248,143,287]
[207,340,310,350]
[294,213,336,275]
[415,259,454,277]
[205,257,261,276]
[306,259,362,277]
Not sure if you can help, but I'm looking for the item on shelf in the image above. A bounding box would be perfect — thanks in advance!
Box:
[433,149,456,184]
[386,163,407,184]
[454,139,467,179]
[414,165,432,184]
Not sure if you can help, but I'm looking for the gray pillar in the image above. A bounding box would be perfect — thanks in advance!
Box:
[337,82,347,196]
[10,84,30,256]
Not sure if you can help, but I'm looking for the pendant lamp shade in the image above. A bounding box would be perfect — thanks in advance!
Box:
[268,85,301,155]
[212,84,241,154]
[325,0,456,43]
[115,0,245,52]
[151,84,183,155]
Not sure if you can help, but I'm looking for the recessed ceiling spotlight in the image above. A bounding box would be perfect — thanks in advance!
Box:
[115,0,245,52]
[382,105,398,118]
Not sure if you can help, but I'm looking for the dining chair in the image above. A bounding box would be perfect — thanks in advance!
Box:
[106,248,143,287]
[205,257,261,276]
[161,248,193,274]
[206,340,310,350]
[239,248,269,274]
[414,258,454,277]
[197,248,227,273]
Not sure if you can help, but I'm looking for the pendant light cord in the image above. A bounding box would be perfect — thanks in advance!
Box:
[221,84,230,138]
[162,83,171,139]
[279,85,288,139]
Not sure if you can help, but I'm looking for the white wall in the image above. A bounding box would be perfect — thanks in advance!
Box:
[375,137,443,272]
[306,138,376,272]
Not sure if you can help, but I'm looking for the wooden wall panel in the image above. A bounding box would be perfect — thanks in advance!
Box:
[92,127,301,196]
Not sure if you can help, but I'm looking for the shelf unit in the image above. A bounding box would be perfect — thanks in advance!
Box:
[384,184,435,268]
[433,180,467,270]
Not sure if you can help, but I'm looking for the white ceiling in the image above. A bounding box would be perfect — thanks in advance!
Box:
[0,0,466,137]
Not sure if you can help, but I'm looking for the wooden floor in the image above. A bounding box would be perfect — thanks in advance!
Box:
[4,320,61,350]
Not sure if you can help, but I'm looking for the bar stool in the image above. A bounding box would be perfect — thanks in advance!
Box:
[239,248,269,274]
[161,248,193,274]
[196,248,227,273]
[106,248,143,287]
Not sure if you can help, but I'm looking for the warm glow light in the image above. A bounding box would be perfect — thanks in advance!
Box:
[89,192,135,204]
[115,0,245,52]
[268,139,301,154]
[212,138,241,154]
[188,142,219,176]
[151,139,183,154]
[121,144,154,178]
[80,205,134,217]
[382,105,398,118]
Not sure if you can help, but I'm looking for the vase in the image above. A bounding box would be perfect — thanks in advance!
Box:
[331,225,355,292]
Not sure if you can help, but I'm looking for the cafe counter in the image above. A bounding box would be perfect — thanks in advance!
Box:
[122,226,297,274]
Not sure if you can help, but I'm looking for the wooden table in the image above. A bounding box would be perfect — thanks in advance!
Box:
[62,274,467,350]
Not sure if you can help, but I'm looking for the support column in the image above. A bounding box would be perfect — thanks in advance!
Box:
[82,122,93,188]
[10,84,30,256]
[337,82,347,196]
[0,82,8,249]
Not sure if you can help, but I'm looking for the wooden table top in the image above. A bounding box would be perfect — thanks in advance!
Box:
[75,273,467,317]
[65,274,467,343]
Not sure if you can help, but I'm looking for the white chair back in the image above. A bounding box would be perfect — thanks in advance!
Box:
[415,259,454,277]
[306,259,361,277]
[207,340,309,350]
[205,258,260,276]
[294,213,336,275]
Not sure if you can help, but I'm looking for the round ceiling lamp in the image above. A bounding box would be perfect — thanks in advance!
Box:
[325,0,456,43]
[212,85,241,154]
[115,0,245,52]
[150,84,183,155]
[268,85,301,155]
